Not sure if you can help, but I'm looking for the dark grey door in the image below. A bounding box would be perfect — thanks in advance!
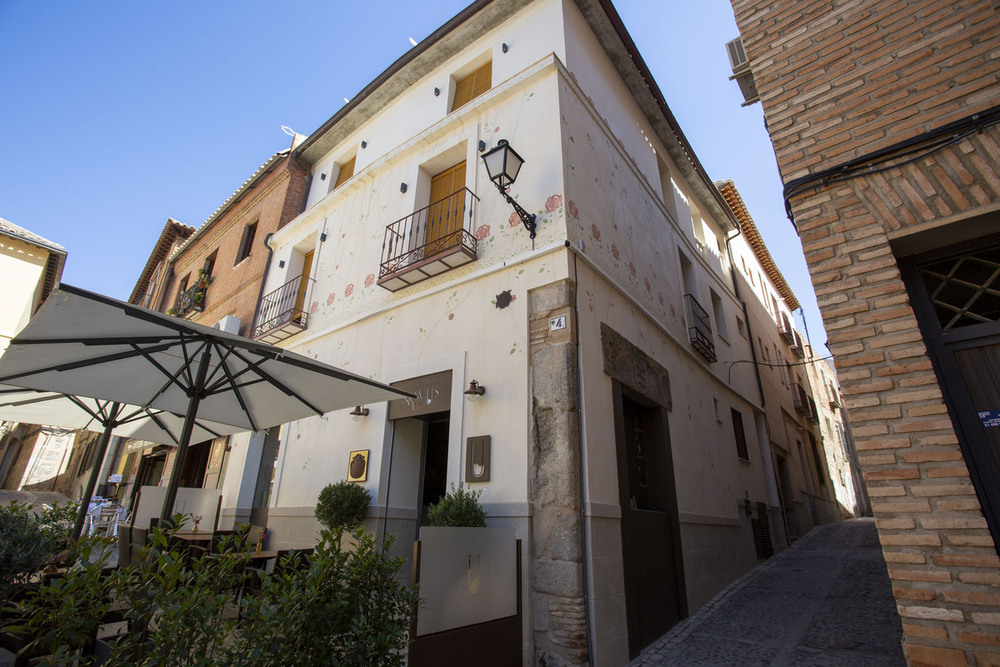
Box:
[614,385,686,658]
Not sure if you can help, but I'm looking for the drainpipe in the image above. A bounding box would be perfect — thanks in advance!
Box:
[251,233,276,332]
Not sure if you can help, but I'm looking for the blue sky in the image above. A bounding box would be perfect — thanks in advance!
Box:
[0,0,827,349]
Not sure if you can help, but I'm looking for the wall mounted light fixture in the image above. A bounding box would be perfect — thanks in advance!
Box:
[350,405,370,421]
[320,232,328,242]
[400,183,407,193]
[478,140,487,152]
[361,141,367,149]
[434,87,441,97]
[464,380,486,401]
[502,43,509,53]
[481,139,537,239]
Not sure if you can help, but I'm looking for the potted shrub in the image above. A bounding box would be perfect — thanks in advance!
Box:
[315,480,371,535]
[426,484,487,527]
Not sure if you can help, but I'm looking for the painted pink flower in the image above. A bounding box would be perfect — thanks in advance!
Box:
[508,212,521,228]
[310,301,319,314]
[545,195,562,212]
[644,278,650,292]
[327,292,336,305]
[611,244,619,261]
[345,284,354,298]
[364,273,375,288]
[448,313,455,320]
[476,224,491,240]
[629,262,636,277]
[591,224,601,242]
[567,200,579,220]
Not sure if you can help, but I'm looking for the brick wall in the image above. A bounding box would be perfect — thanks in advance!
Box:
[731,0,1000,663]
[168,156,310,337]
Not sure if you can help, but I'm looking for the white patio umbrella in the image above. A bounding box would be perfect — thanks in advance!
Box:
[0,284,412,526]
[0,385,246,538]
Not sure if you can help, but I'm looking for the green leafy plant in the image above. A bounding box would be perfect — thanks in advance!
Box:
[315,480,371,533]
[233,530,417,666]
[426,483,487,527]
[6,518,416,666]
[0,501,79,602]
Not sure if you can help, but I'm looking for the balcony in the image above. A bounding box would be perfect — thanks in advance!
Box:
[378,188,479,292]
[807,396,820,424]
[684,294,716,363]
[790,329,805,358]
[779,312,794,344]
[172,279,210,318]
[793,383,813,418]
[252,275,311,345]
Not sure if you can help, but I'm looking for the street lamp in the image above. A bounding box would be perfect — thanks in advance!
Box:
[481,139,537,239]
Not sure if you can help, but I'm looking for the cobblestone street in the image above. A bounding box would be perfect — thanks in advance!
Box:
[632,519,904,666]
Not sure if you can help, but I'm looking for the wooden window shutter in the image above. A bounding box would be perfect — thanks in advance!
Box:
[235,221,258,264]
[334,155,356,190]
[451,60,492,111]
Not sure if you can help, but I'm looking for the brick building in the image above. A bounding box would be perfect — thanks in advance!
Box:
[117,140,310,524]
[730,0,1000,663]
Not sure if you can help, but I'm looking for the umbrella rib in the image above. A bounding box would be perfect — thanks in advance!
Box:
[129,340,201,397]
[0,341,178,385]
[13,335,180,346]
[142,409,181,446]
[210,342,259,432]
[202,343,238,394]
[224,345,326,417]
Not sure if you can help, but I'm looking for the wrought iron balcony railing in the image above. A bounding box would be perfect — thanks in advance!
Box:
[793,382,813,418]
[252,275,311,344]
[172,280,209,318]
[684,294,716,362]
[378,188,479,292]
[779,312,794,344]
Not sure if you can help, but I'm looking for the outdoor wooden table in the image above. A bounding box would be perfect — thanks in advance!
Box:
[171,532,213,543]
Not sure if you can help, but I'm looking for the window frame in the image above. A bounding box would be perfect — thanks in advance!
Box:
[235,220,258,265]
[731,408,750,461]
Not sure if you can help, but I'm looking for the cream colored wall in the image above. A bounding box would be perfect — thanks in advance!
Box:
[0,236,48,354]
[304,0,569,210]
[261,1,575,542]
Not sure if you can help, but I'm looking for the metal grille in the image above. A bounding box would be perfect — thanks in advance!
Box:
[919,247,1000,331]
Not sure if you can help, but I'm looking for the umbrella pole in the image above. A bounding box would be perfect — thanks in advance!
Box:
[159,345,213,528]
[71,405,120,541]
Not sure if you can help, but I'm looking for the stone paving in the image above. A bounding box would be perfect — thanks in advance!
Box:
[631,518,905,666]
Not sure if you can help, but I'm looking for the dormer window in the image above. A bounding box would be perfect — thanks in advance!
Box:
[451,60,492,111]
[331,155,356,191]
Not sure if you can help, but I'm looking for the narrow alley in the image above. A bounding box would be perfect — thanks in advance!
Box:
[633,519,904,666]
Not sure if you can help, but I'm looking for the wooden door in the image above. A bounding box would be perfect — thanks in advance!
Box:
[425,162,466,255]
[294,251,314,315]
[615,387,686,658]
[901,237,1000,547]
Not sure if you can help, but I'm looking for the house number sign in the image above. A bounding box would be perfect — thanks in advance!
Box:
[549,315,567,332]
